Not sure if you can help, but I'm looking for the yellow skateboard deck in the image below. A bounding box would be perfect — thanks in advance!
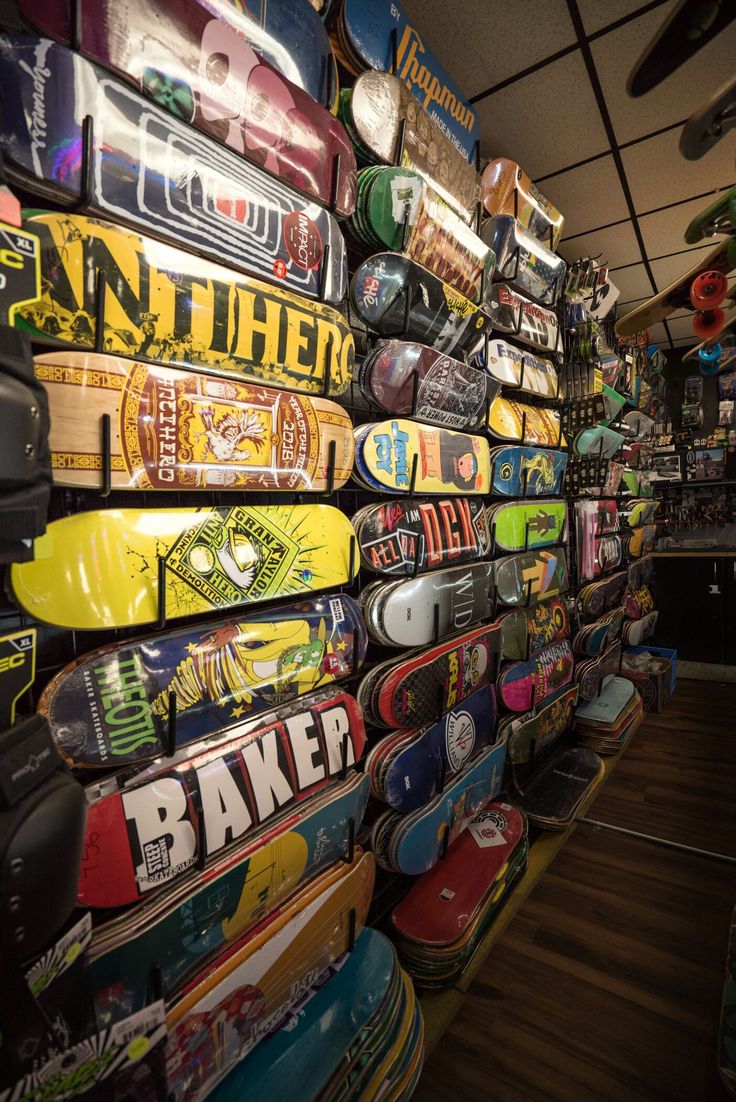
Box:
[10,505,357,629]
[487,396,566,447]
[35,351,354,491]
[355,419,491,494]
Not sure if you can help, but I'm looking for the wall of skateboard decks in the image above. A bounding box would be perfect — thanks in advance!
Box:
[0,1,673,1099]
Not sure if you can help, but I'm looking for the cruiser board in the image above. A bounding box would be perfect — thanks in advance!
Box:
[17,212,354,396]
[10,505,358,629]
[35,351,354,491]
[0,35,347,303]
[38,594,367,767]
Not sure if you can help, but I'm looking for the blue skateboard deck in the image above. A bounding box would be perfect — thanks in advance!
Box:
[489,446,567,497]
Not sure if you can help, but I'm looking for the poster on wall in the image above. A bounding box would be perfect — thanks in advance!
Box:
[650,453,683,483]
[686,447,725,481]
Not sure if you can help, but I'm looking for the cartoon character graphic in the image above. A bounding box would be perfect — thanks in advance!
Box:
[462,642,489,694]
[419,429,482,491]
[522,451,556,493]
[199,407,267,463]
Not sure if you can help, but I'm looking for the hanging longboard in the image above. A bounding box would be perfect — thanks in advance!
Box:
[36,351,354,491]
[0,35,347,303]
[10,505,358,629]
[18,212,354,396]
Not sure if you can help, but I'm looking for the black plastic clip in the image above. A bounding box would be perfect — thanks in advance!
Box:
[94,269,107,353]
[321,438,337,498]
[400,200,412,252]
[408,370,421,417]
[342,817,355,865]
[100,413,112,497]
[165,690,177,758]
[150,962,164,1003]
[347,907,357,953]
[339,730,350,781]
[439,822,450,861]
[432,601,441,644]
[522,577,534,609]
[318,242,331,302]
[395,116,408,166]
[157,555,169,630]
[330,151,342,212]
[407,451,419,496]
[520,409,528,446]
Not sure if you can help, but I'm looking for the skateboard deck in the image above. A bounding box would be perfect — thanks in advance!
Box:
[574,640,622,702]
[622,611,659,645]
[681,75,736,161]
[18,212,354,397]
[574,425,625,458]
[332,0,479,160]
[577,571,628,621]
[391,801,526,946]
[484,283,560,353]
[482,215,566,306]
[0,220,40,326]
[11,505,357,630]
[207,928,398,1102]
[683,314,736,365]
[625,583,655,621]
[0,35,348,304]
[371,740,507,875]
[489,500,567,553]
[475,337,560,397]
[165,852,374,1102]
[627,523,657,558]
[481,157,564,249]
[624,500,660,528]
[350,253,491,358]
[354,418,491,494]
[365,686,497,812]
[495,547,569,608]
[360,621,502,728]
[615,239,735,336]
[359,562,496,648]
[502,683,578,765]
[627,555,655,590]
[516,746,604,829]
[497,639,574,712]
[340,70,481,225]
[498,597,570,660]
[685,184,736,244]
[17,0,354,213]
[87,773,370,1018]
[353,496,491,575]
[39,593,366,767]
[489,446,567,497]
[349,167,494,304]
[22,0,339,110]
[36,351,354,492]
[359,339,489,429]
[573,607,624,657]
[627,0,736,97]
[80,689,366,906]
[487,396,565,447]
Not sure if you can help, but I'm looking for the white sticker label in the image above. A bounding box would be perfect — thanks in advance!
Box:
[468,807,509,848]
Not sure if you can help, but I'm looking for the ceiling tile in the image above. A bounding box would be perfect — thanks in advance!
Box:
[621,128,736,213]
[617,294,649,309]
[666,314,698,341]
[650,251,736,293]
[544,155,630,238]
[647,321,671,345]
[557,220,641,268]
[672,337,697,347]
[399,0,576,100]
[638,191,730,259]
[474,51,609,179]
[577,0,663,35]
[607,262,654,302]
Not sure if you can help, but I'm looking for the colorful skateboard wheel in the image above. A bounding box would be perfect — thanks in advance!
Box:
[699,342,721,364]
[690,270,728,309]
[693,306,725,339]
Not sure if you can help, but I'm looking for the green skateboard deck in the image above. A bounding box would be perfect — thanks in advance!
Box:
[489,500,567,553]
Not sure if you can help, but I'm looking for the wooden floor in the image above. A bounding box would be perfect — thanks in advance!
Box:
[414,679,736,1101]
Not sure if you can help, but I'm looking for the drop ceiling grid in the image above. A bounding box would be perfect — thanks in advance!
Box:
[399,0,735,349]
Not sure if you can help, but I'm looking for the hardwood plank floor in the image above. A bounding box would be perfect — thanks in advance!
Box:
[414,679,736,1101]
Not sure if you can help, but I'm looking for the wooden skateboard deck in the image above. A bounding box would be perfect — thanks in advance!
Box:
[627,0,736,98]
[340,70,481,225]
[484,283,560,353]
[331,0,479,160]
[39,593,366,767]
[577,571,628,621]
[165,852,374,1102]
[498,597,570,660]
[627,523,657,558]
[80,689,366,906]
[352,496,491,575]
[359,339,489,429]
[481,157,564,249]
[359,621,502,728]
[497,639,574,712]
[36,351,354,492]
[489,446,567,497]
[0,35,347,303]
[577,692,642,755]
[359,562,496,648]
[349,167,493,304]
[11,505,357,630]
[22,0,339,110]
[371,740,507,875]
[354,418,491,494]
[615,239,735,336]
[475,337,560,397]
[494,547,569,608]
[482,214,566,306]
[18,212,354,397]
[502,683,578,765]
[365,686,497,812]
[575,640,622,702]
[686,185,736,243]
[487,396,565,447]
[350,252,491,358]
[391,800,526,947]
[516,747,604,829]
[681,76,736,161]
[87,773,370,1018]
[17,0,354,213]
[489,500,567,553]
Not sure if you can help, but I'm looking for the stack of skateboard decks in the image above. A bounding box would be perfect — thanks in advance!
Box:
[390,802,528,987]
[516,747,606,830]
[575,675,644,754]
